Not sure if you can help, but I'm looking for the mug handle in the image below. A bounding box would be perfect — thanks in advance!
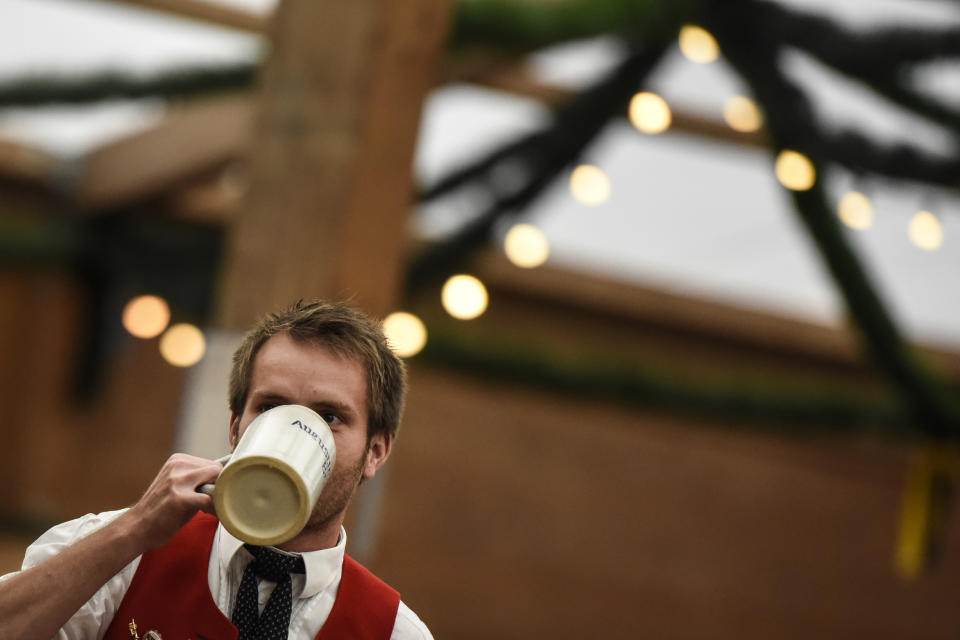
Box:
[196,454,232,495]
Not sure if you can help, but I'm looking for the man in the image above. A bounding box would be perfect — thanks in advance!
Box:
[0,300,432,640]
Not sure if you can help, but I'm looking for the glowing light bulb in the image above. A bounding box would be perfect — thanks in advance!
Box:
[629,92,672,134]
[504,224,550,268]
[159,323,206,367]
[723,96,763,133]
[678,25,720,63]
[569,165,611,206]
[908,210,943,250]
[775,150,816,191]
[383,311,427,358]
[837,191,874,230]
[122,295,170,339]
[441,275,488,320]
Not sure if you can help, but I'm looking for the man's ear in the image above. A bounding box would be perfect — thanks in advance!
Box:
[362,432,392,481]
[229,411,241,451]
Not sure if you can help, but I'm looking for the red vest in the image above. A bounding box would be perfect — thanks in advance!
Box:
[102,513,400,640]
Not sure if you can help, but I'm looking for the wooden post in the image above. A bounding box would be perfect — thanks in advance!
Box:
[219,0,451,326]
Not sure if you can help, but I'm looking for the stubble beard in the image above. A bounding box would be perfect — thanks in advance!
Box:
[301,444,368,537]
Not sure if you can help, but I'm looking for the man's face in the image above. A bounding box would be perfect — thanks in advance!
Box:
[228,332,390,543]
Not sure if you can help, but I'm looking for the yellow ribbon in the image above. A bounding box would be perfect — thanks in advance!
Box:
[895,443,957,579]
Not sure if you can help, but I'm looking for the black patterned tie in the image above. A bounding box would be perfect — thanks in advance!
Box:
[232,544,306,640]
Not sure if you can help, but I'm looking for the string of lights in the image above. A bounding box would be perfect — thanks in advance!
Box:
[405,40,671,298]
[0,0,956,435]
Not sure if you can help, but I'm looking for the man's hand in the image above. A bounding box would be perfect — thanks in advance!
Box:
[0,453,222,640]
[121,453,223,551]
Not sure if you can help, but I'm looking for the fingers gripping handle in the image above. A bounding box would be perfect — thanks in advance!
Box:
[197,454,231,496]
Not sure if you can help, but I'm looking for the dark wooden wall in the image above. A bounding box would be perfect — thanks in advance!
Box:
[0,273,184,521]
[373,364,960,639]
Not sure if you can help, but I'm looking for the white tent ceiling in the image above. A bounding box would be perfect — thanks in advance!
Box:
[2,0,958,348]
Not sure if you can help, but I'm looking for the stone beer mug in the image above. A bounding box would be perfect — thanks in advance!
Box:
[198,404,336,546]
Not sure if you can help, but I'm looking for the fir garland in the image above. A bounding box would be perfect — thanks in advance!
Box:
[0,214,84,265]
[0,0,697,108]
[747,0,960,185]
[452,0,698,53]
[704,0,960,440]
[0,64,257,107]
[417,328,917,436]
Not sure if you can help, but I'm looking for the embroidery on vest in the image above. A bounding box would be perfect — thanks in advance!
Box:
[127,620,162,640]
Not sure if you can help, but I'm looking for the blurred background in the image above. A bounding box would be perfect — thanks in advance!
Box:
[1,0,960,637]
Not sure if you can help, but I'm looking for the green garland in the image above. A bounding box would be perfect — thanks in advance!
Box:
[0,214,83,265]
[417,328,917,436]
[0,0,698,108]
[747,0,960,186]
[0,64,257,107]
[452,0,698,53]
[705,0,960,441]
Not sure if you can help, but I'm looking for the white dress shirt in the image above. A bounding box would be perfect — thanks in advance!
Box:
[2,509,432,640]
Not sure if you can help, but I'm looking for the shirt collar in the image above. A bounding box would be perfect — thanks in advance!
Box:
[218,524,347,599]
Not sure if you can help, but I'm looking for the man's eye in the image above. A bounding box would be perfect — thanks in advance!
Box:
[321,413,341,426]
[258,403,277,413]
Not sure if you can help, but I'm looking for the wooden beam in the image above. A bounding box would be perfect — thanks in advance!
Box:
[165,163,246,223]
[72,94,253,211]
[219,0,453,325]
[0,139,57,186]
[158,79,760,222]
[105,0,268,34]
